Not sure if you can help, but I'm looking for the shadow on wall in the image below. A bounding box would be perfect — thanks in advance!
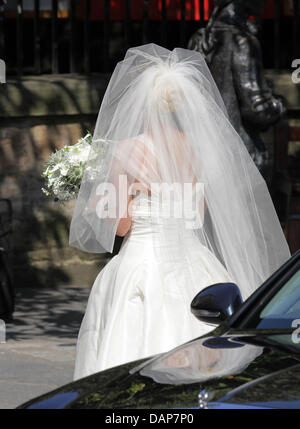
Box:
[0,117,105,289]
[0,74,111,289]
[0,73,109,118]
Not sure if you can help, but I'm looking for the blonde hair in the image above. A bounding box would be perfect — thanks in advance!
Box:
[152,68,183,113]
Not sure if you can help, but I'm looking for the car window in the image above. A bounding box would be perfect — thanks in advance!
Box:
[256,268,300,329]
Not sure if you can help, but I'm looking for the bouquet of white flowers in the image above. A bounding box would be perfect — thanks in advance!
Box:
[42,131,109,202]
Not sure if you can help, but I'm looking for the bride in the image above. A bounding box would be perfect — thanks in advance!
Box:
[69,43,290,381]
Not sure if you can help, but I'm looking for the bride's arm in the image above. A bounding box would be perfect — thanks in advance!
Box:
[86,185,133,237]
[116,193,133,237]
[116,140,150,237]
[116,180,150,237]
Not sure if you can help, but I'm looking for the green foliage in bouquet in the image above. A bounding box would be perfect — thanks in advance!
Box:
[42,131,93,202]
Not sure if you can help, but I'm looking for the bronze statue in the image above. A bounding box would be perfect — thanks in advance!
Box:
[188,0,285,171]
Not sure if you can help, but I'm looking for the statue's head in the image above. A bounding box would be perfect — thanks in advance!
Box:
[215,0,268,20]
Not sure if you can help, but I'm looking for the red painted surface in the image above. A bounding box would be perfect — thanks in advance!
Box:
[76,0,293,21]
[77,0,213,21]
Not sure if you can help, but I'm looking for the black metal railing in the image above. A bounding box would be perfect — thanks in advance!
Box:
[1,0,300,77]
[292,0,300,61]
[0,0,208,76]
[272,0,300,70]
[0,1,6,64]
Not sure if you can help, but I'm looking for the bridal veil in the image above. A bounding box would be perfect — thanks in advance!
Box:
[69,43,291,301]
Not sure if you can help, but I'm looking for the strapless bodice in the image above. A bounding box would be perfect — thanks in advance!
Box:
[125,192,202,249]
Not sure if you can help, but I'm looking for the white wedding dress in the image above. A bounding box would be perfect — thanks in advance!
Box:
[71,45,291,382]
[73,187,234,381]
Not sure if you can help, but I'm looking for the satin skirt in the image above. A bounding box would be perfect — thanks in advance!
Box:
[73,195,234,381]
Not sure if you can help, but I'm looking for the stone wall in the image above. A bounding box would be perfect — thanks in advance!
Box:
[0,73,112,288]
